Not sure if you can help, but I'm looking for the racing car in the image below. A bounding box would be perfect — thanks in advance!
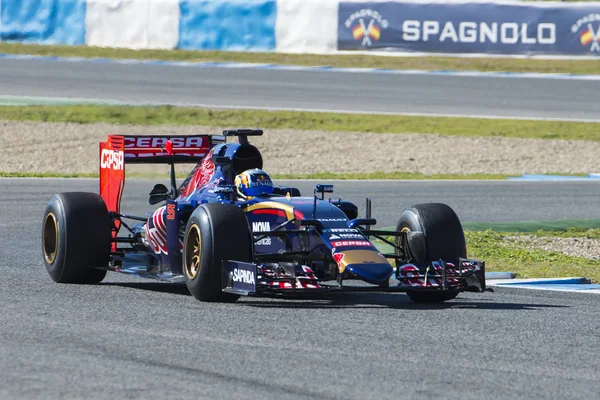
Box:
[41,129,486,303]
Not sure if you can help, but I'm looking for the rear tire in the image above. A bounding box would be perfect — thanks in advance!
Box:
[183,203,252,302]
[396,203,466,303]
[42,192,110,284]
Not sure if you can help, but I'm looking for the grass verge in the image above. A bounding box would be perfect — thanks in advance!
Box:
[0,171,97,178]
[463,220,600,232]
[0,43,599,74]
[0,171,510,180]
[2,105,600,140]
[466,230,600,282]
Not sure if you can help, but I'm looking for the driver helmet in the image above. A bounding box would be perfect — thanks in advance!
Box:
[234,168,274,200]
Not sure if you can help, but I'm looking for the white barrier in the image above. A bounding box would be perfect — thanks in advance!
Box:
[85,0,180,49]
[275,0,337,54]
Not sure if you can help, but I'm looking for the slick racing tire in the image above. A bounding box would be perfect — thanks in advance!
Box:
[42,192,110,284]
[396,203,466,303]
[183,203,252,302]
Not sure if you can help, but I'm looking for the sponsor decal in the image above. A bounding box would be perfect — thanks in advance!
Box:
[344,9,388,47]
[401,20,556,45]
[318,218,347,222]
[331,240,373,248]
[252,221,272,245]
[100,149,124,171]
[124,136,205,149]
[326,228,357,233]
[123,136,207,158]
[212,185,235,194]
[327,232,363,240]
[250,174,272,187]
[252,221,271,231]
[232,268,255,284]
[572,14,600,52]
[338,233,364,239]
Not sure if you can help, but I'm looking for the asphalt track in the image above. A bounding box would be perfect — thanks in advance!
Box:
[0,57,599,120]
[2,178,600,399]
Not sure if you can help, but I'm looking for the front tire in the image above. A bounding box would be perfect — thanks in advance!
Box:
[183,203,252,302]
[42,192,110,284]
[396,203,466,303]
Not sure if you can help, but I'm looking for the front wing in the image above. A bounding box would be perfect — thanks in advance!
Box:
[222,258,486,296]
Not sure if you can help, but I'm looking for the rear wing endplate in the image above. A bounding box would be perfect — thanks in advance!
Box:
[99,134,225,215]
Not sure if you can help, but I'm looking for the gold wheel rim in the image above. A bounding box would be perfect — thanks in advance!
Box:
[397,226,411,261]
[43,213,59,264]
[184,224,201,280]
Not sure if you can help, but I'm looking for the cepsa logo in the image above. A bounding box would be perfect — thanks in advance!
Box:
[345,9,388,47]
[402,20,556,45]
[572,14,600,52]
[124,136,205,149]
[100,149,124,171]
[331,240,373,248]
[123,136,207,159]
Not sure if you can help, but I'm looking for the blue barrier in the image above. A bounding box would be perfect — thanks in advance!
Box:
[338,2,600,56]
[178,0,277,51]
[0,0,86,45]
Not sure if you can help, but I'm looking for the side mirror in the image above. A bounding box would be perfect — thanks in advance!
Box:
[315,184,334,193]
[405,231,426,264]
[314,184,334,200]
[149,183,170,205]
[299,219,324,231]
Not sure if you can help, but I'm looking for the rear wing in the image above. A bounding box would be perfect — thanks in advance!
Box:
[99,134,225,216]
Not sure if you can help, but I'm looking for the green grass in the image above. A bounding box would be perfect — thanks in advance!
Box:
[466,230,600,282]
[463,220,600,232]
[273,172,509,180]
[0,42,598,74]
[0,171,511,180]
[0,171,97,178]
[2,105,600,140]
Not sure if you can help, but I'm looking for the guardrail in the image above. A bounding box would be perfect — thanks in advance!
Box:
[1,0,599,57]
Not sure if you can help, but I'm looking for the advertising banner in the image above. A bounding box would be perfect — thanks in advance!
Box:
[338,2,600,56]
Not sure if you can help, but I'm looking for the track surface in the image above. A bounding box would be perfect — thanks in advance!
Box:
[1,58,599,120]
[2,178,600,399]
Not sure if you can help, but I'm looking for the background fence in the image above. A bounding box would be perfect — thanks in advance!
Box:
[1,0,599,56]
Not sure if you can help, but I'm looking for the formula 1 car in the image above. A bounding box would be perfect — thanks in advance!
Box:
[41,129,486,303]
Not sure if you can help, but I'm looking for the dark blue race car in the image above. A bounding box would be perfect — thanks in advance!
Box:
[41,129,486,303]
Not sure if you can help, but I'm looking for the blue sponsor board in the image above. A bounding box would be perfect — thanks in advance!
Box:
[338,2,600,56]
[178,0,276,51]
[0,0,86,45]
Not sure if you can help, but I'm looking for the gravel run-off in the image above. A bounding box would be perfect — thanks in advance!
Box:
[3,120,600,176]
